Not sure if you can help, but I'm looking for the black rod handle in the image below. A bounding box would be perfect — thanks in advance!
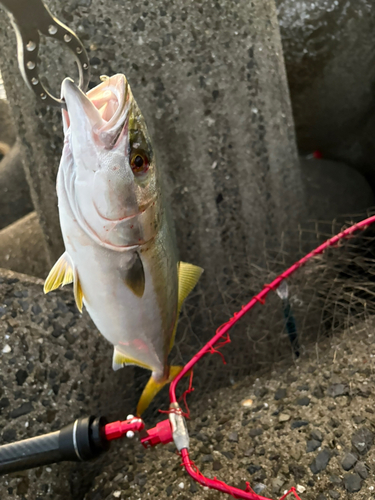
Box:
[0,416,109,475]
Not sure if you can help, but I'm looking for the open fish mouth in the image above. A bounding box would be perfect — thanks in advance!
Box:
[89,76,129,123]
[61,75,131,145]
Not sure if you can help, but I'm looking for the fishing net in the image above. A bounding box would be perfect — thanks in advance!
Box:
[134,208,375,419]
[96,209,375,500]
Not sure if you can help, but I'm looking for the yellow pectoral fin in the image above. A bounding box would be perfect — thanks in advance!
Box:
[44,252,74,293]
[169,262,204,352]
[136,365,184,416]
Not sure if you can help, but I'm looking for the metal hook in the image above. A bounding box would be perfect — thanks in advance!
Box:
[0,0,90,108]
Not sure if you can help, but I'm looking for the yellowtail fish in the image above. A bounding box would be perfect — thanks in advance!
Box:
[44,74,203,415]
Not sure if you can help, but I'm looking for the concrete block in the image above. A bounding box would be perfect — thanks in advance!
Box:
[0,212,49,278]
[0,142,34,229]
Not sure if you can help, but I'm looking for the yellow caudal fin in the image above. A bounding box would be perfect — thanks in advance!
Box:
[169,262,204,352]
[136,366,183,416]
[44,252,84,313]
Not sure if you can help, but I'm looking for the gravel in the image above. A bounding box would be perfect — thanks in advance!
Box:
[306,439,321,453]
[310,449,332,474]
[311,429,323,442]
[9,401,34,419]
[344,473,363,493]
[327,383,349,398]
[351,427,374,455]
[341,452,357,471]
[291,420,309,429]
[354,461,368,480]
[274,388,287,400]
[297,397,310,407]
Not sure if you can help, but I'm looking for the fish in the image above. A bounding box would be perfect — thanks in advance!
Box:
[44,74,203,415]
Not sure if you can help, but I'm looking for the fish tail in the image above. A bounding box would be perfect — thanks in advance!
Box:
[136,366,183,416]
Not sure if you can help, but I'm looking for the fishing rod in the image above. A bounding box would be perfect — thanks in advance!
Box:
[0,414,172,475]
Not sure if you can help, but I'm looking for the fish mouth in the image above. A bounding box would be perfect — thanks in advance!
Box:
[61,75,131,145]
[88,75,129,129]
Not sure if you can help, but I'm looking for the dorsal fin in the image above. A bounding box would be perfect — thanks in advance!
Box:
[169,262,203,351]
[177,262,204,312]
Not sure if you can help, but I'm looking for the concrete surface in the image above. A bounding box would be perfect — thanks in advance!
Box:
[1,248,375,500]
[0,212,50,279]
[277,0,375,187]
[0,142,34,229]
[0,99,16,148]
[300,158,375,222]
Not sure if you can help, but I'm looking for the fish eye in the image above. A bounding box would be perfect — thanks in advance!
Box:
[134,155,143,168]
[130,151,149,175]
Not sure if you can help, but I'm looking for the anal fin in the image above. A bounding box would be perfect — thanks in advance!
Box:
[112,347,152,372]
[136,366,183,416]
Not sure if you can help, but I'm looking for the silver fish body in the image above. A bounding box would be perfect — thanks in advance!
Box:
[45,74,202,413]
